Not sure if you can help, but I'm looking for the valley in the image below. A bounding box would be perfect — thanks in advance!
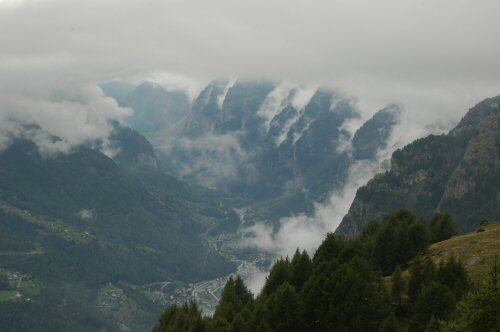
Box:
[1,2,498,331]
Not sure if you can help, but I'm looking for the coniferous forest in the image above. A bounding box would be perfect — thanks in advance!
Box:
[153,210,500,332]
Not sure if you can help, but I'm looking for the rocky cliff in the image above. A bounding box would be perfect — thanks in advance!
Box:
[336,95,500,236]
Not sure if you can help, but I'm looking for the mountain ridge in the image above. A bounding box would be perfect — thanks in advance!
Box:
[336,94,500,237]
[0,126,237,331]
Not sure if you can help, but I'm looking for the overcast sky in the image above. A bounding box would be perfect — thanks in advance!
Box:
[1,0,500,151]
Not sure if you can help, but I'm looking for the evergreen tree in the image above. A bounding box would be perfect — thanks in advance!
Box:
[250,297,271,330]
[313,233,348,265]
[430,213,457,243]
[265,282,305,332]
[374,223,399,275]
[408,257,437,301]
[378,312,402,332]
[230,313,252,332]
[255,320,272,332]
[205,316,230,332]
[391,265,405,306]
[436,256,470,300]
[289,249,313,292]
[153,211,473,332]
[441,256,500,332]
[153,302,205,332]
[404,218,431,261]
[214,275,253,323]
[411,281,456,331]
[425,315,440,332]
[262,258,290,296]
[307,256,390,331]
[300,260,336,329]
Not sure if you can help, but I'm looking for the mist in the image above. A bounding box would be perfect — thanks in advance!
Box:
[0,80,131,156]
[2,0,500,150]
[240,107,429,292]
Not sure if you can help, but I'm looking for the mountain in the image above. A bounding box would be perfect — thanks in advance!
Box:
[336,95,500,237]
[0,127,237,331]
[101,81,191,142]
[155,212,498,332]
[120,79,401,222]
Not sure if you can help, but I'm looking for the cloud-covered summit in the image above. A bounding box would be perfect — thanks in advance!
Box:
[0,82,131,156]
[1,0,499,155]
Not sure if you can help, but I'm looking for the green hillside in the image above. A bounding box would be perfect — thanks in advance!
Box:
[427,221,500,284]
[0,132,237,331]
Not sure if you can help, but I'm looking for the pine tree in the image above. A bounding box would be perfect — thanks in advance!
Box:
[266,282,305,332]
[378,312,402,332]
[441,256,500,332]
[205,316,230,332]
[430,213,457,243]
[153,302,205,332]
[405,219,431,260]
[214,275,253,323]
[425,315,440,332]
[230,313,251,332]
[436,256,470,300]
[391,265,405,306]
[262,258,290,295]
[289,249,313,292]
[411,281,455,331]
[374,223,399,275]
[408,257,436,301]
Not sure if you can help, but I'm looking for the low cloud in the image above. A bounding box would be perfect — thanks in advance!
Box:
[144,72,207,102]
[2,0,499,158]
[241,115,415,291]
[0,82,131,156]
[256,83,294,131]
[244,158,389,258]
[159,132,252,188]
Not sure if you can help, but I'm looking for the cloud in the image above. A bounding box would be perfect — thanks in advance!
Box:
[160,132,251,187]
[1,0,498,293]
[144,72,207,102]
[244,158,389,258]
[242,112,405,290]
[0,80,132,156]
[1,0,499,136]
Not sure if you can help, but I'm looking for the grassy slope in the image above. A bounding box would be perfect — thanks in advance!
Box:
[426,221,500,284]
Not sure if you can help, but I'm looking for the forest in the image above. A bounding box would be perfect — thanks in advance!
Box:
[153,210,500,332]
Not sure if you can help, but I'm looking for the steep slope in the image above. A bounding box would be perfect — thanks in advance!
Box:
[0,128,236,331]
[337,95,500,236]
[138,80,401,222]
[426,221,500,284]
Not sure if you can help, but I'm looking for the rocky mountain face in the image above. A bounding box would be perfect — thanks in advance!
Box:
[128,79,401,220]
[336,95,500,237]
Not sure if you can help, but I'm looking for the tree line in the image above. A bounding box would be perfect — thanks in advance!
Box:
[153,210,499,331]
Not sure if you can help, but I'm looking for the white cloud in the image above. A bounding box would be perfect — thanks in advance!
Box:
[217,78,237,109]
[244,158,390,259]
[1,0,499,152]
[145,72,207,101]
[257,83,294,132]
[290,86,317,111]
[160,132,249,187]
[0,83,131,156]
